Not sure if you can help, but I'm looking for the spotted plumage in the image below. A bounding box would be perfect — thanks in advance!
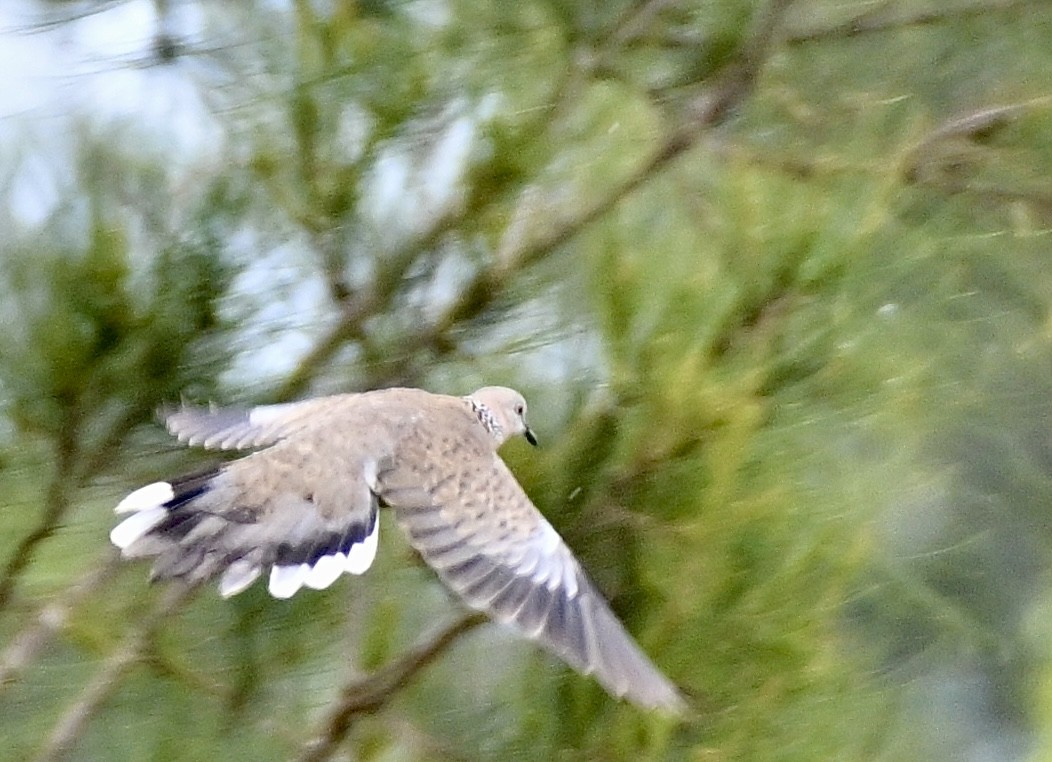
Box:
[110,386,683,713]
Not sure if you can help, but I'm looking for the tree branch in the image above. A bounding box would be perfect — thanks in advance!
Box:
[272,211,462,401]
[0,392,159,614]
[358,0,798,386]
[0,558,120,692]
[700,97,1050,199]
[786,0,1047,45]
[694,0,797,125]
[0,421,79,613]
[33,582,197,762]
[904,99,1050,181]
[603,0,680,49]
[275,0,798,396]
[296,612,487,762]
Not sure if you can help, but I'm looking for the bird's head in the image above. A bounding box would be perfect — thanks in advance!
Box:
[467,386,538,448]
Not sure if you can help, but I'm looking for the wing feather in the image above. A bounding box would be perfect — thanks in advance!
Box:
[380,457,684,713]
[163,395,359,451]
[115,431,383,599]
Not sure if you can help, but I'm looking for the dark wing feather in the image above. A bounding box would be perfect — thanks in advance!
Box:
[116,426,383,598]
[380,456,684,713]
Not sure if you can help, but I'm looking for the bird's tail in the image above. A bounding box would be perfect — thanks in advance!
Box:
[110,468,244,587]
[110,467,381,599]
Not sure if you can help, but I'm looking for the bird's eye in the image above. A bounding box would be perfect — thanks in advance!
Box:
[515,404,524,416]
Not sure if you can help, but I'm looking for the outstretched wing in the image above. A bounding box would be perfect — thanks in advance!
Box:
[113,422,384,599]
[163,395,359,451]
[378,455,684,713]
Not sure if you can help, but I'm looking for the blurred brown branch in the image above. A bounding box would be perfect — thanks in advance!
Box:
[33,582,198,762]
[703,97,1051,208]
[273,214,460,401]
[904,99,1052,182]
[786,0,1048,44]
[696,0,797,125]
[0,558,120,691]
[274,0,796,397]
[0,394,158,614]
[603,0,680,50]
[0,423,79,613]
[296,612,488,762]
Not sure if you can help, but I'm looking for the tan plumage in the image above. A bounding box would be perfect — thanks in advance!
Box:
[111,386,684,712]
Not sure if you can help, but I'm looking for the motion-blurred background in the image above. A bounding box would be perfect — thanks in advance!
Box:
[2,1,1052,759]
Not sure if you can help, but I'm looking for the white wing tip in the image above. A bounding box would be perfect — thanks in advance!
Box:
[303,554,346,590]
[345,518,379,574]
[219,560,262,598]
[110,507,167,549]
[266,518,381,598]
[114,482,174,514]
[268,564,308,599]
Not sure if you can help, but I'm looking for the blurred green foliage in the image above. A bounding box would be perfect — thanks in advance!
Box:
[2,0,1052,760]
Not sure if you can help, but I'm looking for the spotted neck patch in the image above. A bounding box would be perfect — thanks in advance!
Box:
[466,397,504,442]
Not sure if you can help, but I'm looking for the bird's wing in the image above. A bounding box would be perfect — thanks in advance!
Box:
[163,395,359,451]
[121,390,445,597]
[117,408,388,599]
[377,439,684,713]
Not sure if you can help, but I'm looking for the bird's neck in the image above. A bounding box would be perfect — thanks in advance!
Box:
[464,397,504,444]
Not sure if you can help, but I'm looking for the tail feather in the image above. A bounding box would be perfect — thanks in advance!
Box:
[111,468,224,571]
[115,482,175,515]
[219,560,262,598]
[111,466,381,599]
[110,506,167,549]
[111,472,215,549]
[153,544,208,580]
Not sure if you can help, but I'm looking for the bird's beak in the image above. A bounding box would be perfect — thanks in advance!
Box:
[524,426,538,447]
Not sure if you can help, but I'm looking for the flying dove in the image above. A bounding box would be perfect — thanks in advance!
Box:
[110,386,684,712]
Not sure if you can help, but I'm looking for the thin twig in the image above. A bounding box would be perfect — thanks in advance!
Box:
[907,99,1050,163]
[296,612,488,762]
[786,0,1047,45]
[0,424,78,613]
[0,558,121,691]
[0,389,157,615]
[605,0,680,49]
[362,0,798,386]
[75,398,163,481]
[272,213,460,402]
[34,582,197,762]
[695,0,797,125]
